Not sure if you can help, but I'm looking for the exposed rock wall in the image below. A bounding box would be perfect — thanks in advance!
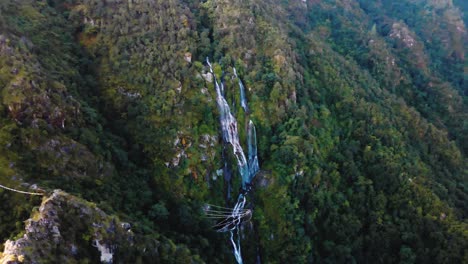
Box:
[0,189,203,263]
[0,190,132,263]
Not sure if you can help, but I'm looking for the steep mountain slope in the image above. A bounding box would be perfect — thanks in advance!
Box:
[0,0,467,263]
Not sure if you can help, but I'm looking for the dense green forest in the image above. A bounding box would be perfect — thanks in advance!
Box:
[0,0,467,263]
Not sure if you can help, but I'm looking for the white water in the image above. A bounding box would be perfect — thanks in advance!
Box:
[207,58,250,190]
[233,68,249,113]
[247,120,259,184]
[206,58,261,264]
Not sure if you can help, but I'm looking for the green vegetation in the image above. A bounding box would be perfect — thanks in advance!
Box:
[0,0,467,263]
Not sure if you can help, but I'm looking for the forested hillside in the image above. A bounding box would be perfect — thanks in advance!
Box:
[0,0,467,263]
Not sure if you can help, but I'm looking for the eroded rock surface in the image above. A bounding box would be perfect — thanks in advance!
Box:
[0,190,201,264]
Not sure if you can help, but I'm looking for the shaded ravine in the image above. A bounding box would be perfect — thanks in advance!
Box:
[206,58,260,264]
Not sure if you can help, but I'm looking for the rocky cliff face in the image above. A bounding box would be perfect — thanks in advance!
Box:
[1,190,135,263]
[0,190,202,264]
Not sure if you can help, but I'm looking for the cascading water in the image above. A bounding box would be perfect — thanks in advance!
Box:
[205,58,260,264]
[247,120,259,183]
[207,58,250,189]
[233,68,249,113]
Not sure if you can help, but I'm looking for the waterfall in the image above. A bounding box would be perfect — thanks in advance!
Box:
[247,120,259,184]
[207,58,251,189]
[230,194,246,264]
[206,58,260,264]
[233,68,249,113]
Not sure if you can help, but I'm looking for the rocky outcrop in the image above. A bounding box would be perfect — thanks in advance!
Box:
[0,190,135,264]
[0,190,203,264]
